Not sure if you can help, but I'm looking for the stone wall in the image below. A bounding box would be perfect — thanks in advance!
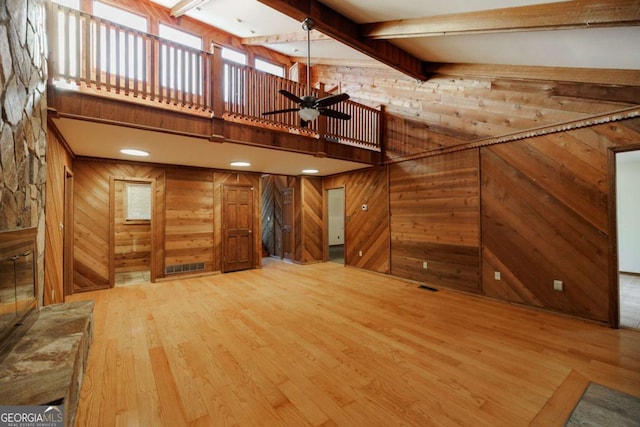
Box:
[0,0,48,304]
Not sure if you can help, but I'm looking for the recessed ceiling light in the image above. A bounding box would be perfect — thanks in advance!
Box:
[302,169,319,174]
[120,149,149,157]
[230,161,251,167]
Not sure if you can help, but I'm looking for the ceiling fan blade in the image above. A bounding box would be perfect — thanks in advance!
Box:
[319,108,351,120]
[262,108,300,115]
[279,89,304,104]
[315,92,350,108]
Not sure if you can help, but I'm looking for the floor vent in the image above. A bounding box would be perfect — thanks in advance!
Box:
[418,284,439,292]
[165,262,205,275]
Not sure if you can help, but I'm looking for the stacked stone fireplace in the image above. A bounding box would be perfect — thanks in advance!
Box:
[0,2,94,426]
[0,228,38,351]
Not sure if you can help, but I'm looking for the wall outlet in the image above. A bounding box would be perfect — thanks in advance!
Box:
[494,271,501,280]
[359,250,363,257]
[553,280,564,292]
[422,261,428,269]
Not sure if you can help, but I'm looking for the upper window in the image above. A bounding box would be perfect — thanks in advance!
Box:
[159,24,202,50]
[221,48,247,65]
[93,1,147,32]
[255,58,285,77]
[52,0,80,9]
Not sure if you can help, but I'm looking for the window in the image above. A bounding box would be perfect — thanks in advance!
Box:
[159,24,202,50]
[221,48,247,103]
[125,183,152,222]
[93,1,148,31]
[158,24,203,94]
[52,0,80,10]
[255,58,285,78]
[221,48,247,65]
[93,1,148,79]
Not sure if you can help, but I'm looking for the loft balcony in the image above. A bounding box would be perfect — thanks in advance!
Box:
[46,3,382,168]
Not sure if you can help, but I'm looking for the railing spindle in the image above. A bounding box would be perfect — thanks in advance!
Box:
[49,4,379,149]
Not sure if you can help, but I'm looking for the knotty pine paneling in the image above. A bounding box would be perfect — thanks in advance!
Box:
[481,118,640,323]
[325,167,389,273]
[300,177,323,263]
[73,160,165,291]
[389,150,480,293]
[312,65,640,162]
[44,126,73,304]
[165,169,214,272]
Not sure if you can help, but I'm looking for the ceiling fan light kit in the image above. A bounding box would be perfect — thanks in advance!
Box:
[262,17,351,127]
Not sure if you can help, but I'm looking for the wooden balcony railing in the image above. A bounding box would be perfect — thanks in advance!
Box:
[48,3,381,151]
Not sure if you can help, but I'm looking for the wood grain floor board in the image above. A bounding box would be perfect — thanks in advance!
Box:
[69,259,640,426]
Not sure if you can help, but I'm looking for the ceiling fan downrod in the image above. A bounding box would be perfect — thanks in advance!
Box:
[302,17,314,94]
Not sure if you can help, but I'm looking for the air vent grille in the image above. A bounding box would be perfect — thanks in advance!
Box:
[165,262,205,275]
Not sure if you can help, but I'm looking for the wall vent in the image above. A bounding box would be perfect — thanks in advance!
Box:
[165,262,205,275]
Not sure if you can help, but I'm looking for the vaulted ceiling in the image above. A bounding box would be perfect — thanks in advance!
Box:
[58,0,639,177]
[151,0,640,78]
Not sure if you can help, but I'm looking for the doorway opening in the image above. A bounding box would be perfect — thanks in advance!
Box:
[110,178,155,287]
[327,187,345,264]
[617,149,640,329]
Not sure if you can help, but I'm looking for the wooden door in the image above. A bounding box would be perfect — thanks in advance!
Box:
[223,185,254,272]
[282,187,294,260]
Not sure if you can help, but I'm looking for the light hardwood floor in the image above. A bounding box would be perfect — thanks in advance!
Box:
[67,259,640,426]
[621,273,640,329]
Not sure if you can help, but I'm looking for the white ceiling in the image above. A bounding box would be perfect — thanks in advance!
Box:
[150,0,640,71]
[54,118,372,176]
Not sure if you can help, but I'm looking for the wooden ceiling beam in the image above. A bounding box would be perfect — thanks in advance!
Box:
[362,0,640,39]
[256,0,431,81]
[242,30,331,46]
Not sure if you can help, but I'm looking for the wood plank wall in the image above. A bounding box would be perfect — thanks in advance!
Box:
[44,126,73,304]
[300,177,323,263]
[72,161,165,292]
[481,119,640,322]
[164,169,214,274]
[389,150,480,293]
[325,167,390,273]
[68,160,264,291]
[312,65,640,161]
[325,117,640,323]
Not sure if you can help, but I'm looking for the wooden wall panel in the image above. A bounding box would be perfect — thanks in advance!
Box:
[73,161,165,292]
[313,65,640,162]
[44,126,73,304]
[389,150,480,293]
[300,177,324,263]
[325,167,390,273]
[165,169,214,272]
[481,118,640,323]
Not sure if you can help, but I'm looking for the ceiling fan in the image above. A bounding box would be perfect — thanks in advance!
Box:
[262,17,351,128]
